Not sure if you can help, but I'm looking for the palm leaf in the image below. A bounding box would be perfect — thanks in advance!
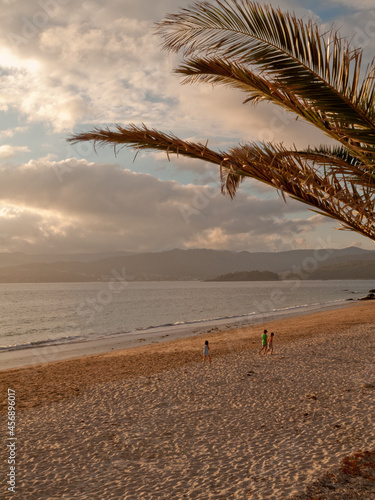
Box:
[175,56,366,152]
[69,1,375,242]
[157,1,375,153]
[68,124,375,240]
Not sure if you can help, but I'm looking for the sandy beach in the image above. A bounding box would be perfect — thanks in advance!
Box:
[1,301,375,498]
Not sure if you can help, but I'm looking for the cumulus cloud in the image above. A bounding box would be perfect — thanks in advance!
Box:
[331,0,375,8]
[0,0,348,144]
[0,157,331,253]
[0,145,30,158]
[0,126,28,139]
[0,1,175,132]
[332,10,375,56]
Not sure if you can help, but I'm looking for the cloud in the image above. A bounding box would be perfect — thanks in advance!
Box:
[0,145,30,158]
[0,1,175,132]
[330,0,375,8]
[0,1,373,254]
[0,126,28,139]
[182,215,325,252]
[0,157,331,253]
[0,0,361,144]
[332,10,375,55]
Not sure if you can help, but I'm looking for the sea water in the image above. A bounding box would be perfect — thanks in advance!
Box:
[0,280,372,352]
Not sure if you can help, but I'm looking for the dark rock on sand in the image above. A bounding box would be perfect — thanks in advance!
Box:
[359,290,375,300]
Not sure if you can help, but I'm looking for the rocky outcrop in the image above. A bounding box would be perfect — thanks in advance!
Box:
[359,290,375,300]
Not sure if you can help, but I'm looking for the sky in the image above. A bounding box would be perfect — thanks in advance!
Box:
[0,0,375,255]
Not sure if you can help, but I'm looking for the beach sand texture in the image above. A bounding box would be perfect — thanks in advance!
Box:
[1,302,374,499]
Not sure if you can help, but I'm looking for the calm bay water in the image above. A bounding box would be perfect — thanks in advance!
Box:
[0,280,372,351]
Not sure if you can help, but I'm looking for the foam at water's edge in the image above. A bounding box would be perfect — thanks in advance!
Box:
[0,298,349,353]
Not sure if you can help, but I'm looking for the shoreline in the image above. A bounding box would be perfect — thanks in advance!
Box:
[0,300,373,414]
[2,300,374,498]
[0,299,353,371]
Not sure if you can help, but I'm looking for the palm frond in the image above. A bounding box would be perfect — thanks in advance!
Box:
[157,1,375,153]
[69,1,375,242]
[225,142,375,237]
[175,56,362,149]
[68,124,226,166]
[68,124,375,240]
[288,146,375,184]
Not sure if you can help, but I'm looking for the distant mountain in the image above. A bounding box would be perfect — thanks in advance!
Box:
[206,271,280,281]
[0,250,135,269]
[0,262,97,283]
[83,247,375,280]
[307,259,375,280]
[0,247,373,282]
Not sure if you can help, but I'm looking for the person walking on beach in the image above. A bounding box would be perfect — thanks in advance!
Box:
[268,332,274,355]
[259,330,268,355]
[203,340,211,363]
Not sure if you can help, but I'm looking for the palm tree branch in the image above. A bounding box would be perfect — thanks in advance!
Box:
[281,146,375,184]
[68,124,227,166]
[156,0,375,146]
[226,142,375,236]
[68,124,375,240]
[176,57,372,155]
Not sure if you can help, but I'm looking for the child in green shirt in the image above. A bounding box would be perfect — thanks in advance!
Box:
[258,329,268,355]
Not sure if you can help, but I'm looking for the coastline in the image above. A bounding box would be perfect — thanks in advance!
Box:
[0,278,370,367]
[0,298,353,371]
[0,299,372,413]
[1,300,374,498]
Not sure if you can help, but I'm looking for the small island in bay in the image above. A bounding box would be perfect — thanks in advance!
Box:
[206,270,280,281]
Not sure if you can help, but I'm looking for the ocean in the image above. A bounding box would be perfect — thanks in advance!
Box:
[0,279,372,353]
